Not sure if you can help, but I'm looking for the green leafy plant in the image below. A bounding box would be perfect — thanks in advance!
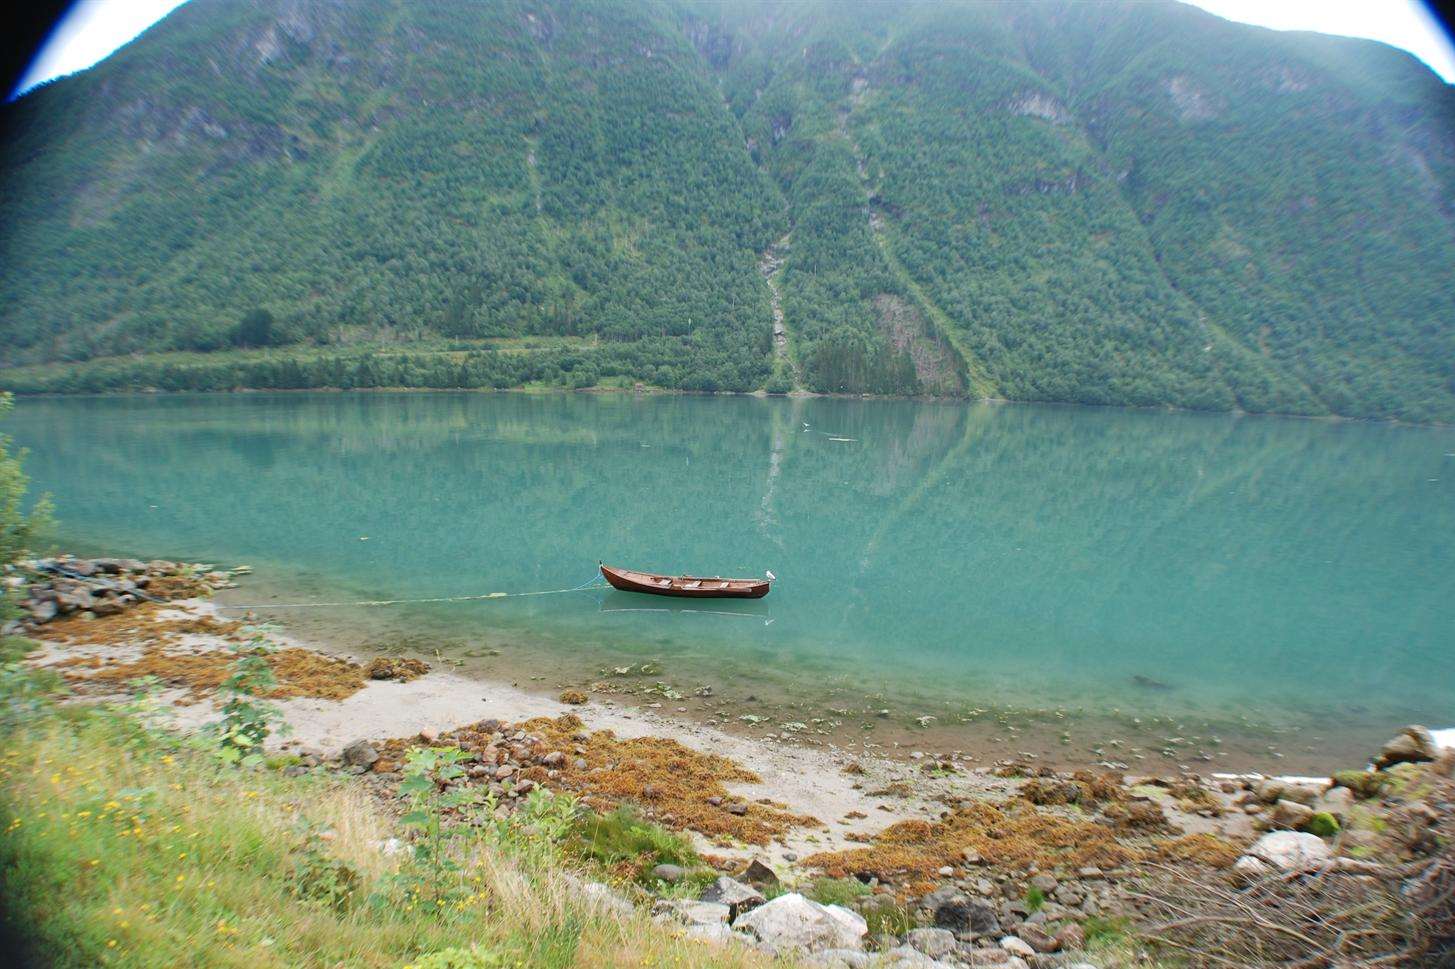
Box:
[394,746,479,913]
[511,786,579,845]
[288,829,362,913]
[210,634,283,767]
[0,392,52,620]
[1026,886,1046,911]
[404,948,506,969]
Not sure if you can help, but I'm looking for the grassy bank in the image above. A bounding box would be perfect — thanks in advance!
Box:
[0,334,773,396]
[0,638,784,969]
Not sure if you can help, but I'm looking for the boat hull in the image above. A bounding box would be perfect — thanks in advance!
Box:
[599,564,770,599]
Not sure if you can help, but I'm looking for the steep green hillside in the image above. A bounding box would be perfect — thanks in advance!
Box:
[0,0,785,391]
[2,0,1453,419]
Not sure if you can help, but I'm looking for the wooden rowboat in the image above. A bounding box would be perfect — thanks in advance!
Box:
[599,563,772,599]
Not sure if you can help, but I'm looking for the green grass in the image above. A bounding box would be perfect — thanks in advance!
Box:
[0,663,793,968]
[1083,915,1132,944]
[571,806,702,887]
[801,877,869,908]
[0,635,36,663]
[862,903,914,939]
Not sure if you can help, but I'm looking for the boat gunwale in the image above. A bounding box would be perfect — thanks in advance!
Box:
[599,563,771,598]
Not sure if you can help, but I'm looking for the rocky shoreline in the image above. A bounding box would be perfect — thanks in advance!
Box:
[8,555,1454,967]
[4,553,239,628]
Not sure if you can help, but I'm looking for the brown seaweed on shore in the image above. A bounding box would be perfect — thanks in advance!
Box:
[1153,832,1246,869]
[42,602,243,647]
[363,656,430,682]
[804,799,1142,893]
[1020,770,1126,807]
[378,714,820,847]
[54,641,369,703]
[41,602,370,702]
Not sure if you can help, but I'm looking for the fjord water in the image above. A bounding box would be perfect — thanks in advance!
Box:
[10,393,1452,769]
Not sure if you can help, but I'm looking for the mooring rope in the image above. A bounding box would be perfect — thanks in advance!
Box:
[214,571,610,611]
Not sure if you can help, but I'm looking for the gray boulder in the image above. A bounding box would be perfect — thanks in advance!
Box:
[904,927,957,958]
[58,590,96,613]
[341,740,379,768]
[1056,923,1087,950]
[1373,726,1437,770]
[1269,798,1315,830]
[683,923,741,946]
[653,899,730,926]
[932,894,1000,936]
[803,950,873,969]
[742,858,780,886]
[1256,780,1319,805]
[1314,785,1356,822]
[733,892,867,952]
[872,945,954,968]
[1014,924,1059,953]
[999,936,1036,958]
[1027,873,1058,895]
[563,873,634,918]
[1236,830,1331,874]
[701,875,766,918]
[650,863,685,884]
[954,949,1015,966]
[957,951,1028,969]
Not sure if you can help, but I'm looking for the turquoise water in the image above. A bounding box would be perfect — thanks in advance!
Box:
[8,393,1453,769]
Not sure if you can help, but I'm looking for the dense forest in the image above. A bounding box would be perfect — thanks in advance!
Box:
[2,0,1453,420]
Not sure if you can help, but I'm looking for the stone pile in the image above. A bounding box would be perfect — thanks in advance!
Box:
[1225,725,1447,844]
[3,555,234,629]
[352,718,566,803]
[646,862,1108,969]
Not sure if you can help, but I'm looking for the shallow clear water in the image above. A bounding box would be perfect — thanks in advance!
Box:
[9,393,1453,769]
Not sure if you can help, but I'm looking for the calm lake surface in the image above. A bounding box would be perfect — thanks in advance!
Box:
[9,393,1453,771]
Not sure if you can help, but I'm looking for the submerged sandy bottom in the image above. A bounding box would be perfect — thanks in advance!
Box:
[209,575,1408,777]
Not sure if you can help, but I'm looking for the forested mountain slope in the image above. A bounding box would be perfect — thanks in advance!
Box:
[2,0,1453,420]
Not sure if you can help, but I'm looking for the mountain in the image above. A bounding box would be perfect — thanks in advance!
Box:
[2,0,1453,420]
